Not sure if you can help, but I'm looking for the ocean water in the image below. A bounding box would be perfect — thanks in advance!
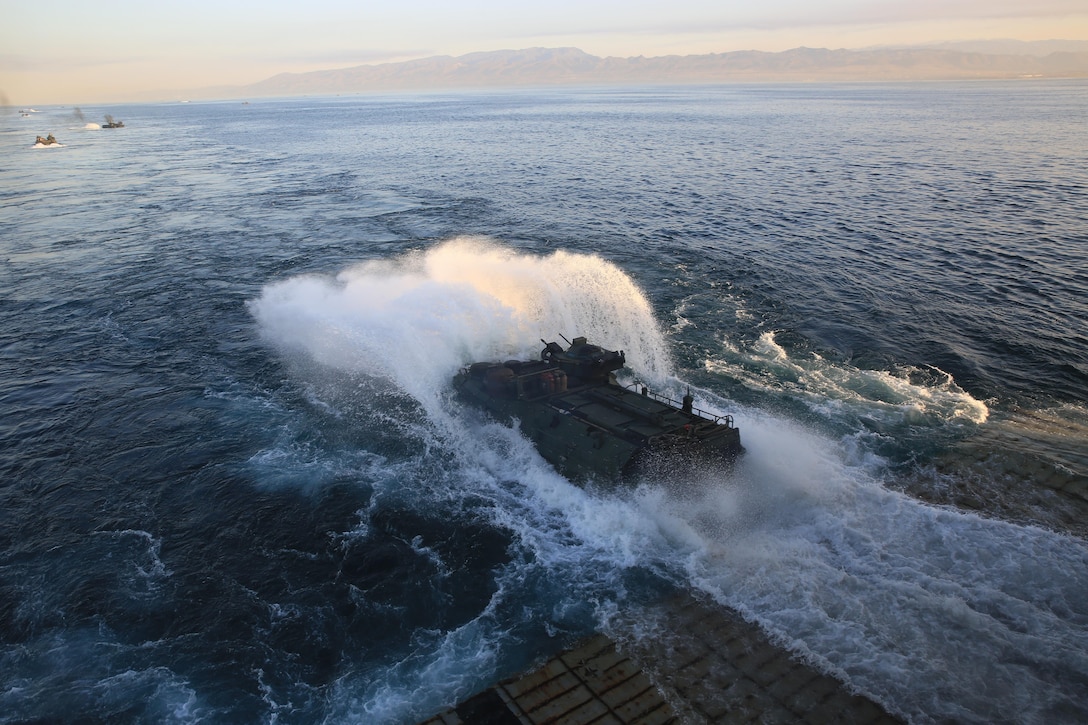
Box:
[2,82,1087,724]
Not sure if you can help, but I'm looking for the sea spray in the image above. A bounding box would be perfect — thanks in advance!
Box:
[250,238,1088,724]
[672,442,1088,723]
[709,331,989,426]
[249,237,675,408]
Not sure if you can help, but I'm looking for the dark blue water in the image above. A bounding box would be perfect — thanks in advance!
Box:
[2,83,1087,724]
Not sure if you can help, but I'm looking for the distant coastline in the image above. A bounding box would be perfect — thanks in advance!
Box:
[187,42,1088,100]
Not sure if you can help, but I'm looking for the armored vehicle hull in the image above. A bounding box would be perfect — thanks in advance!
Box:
[454,337,743,482]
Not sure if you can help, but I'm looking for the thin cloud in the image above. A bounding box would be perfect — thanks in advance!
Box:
[249,49,434,67]
[0,53,149,72]
[489,0,1087,37]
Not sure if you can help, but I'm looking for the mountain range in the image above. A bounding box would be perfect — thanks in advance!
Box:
[207,43,1088,98]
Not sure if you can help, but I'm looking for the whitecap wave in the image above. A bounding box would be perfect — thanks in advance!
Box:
[708,330,989,426]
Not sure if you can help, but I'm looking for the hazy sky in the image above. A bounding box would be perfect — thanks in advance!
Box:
[3,0,1087,105]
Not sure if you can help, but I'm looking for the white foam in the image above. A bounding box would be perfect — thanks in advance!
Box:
[91,529,172,587]
[0,628,208,723]
[708,330,990,426]
[250,240,1088,723]
[324,598,510,723]
[668,426,1088,722]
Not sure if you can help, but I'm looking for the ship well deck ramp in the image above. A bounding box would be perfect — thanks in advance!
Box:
[418,590,902,724]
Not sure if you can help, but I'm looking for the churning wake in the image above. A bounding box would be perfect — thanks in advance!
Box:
[250,238,1088,724]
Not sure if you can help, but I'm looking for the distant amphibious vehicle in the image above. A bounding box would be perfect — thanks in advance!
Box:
[454,337,743,482]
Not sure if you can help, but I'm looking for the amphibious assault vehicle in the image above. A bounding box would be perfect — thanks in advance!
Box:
[454,337,743,482]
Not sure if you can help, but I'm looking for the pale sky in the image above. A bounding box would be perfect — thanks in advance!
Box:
[3,0,1087,105]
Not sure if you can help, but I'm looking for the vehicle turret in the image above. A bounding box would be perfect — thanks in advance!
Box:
[541,337,625,384]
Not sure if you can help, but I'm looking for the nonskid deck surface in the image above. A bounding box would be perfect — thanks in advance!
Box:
[418,592,901,725]
[420,634,676,725]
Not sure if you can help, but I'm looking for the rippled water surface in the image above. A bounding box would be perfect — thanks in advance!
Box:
[2,83,1087,723]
